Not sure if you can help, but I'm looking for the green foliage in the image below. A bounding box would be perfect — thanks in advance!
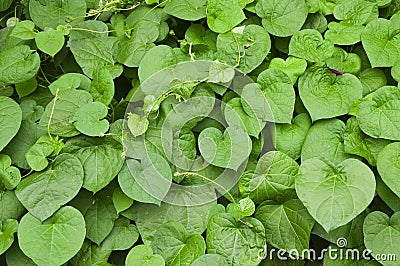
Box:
[0,0,399,265]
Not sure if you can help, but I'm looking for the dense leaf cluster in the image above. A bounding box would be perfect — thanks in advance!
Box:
[0,0,399,265]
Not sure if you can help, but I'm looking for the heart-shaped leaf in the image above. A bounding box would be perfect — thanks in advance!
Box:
[73,102,109,137]
[377,142,400,198]
[35,29,65,57]
[239,151,299,204]
[357,86,400,140]
[25,135,64,171]
[289,29,335,62]
[325,47,362,75]
[198,126,251,170]
[0,155,21,190]
[18,206,86,266]
[0,219,18,255]
[255,199,315,254]
[151,221,205,265]
[126,244,165,266]
[296,158,376,232]
[325,22,365,46]
[361,18,400,67]
[206,0,245,34]
[206,213,265,266]
[0,97,22,152]
[364,211,400,266]
[127,113,149,137]
[255,0,308,37]
[16,154,84,221]
[268,56,307,84]
[274,113,311,160]
[118,154,172,205]
[298,65,363,121]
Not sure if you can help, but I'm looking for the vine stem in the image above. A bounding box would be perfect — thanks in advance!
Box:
[47,89,60,140]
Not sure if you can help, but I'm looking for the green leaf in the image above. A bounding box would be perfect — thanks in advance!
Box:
[268,56,307,84]
[112,187,133,214]
[198,126,252,170]
[29,0,86,29]
[357,86,400,140]
[325,47,362,75]
[0,155,20,190]
[0,219,17,255]
[273,113,312,160]
[301,119,354,164]
[63,136,124,193]
[48,73,91,95]
[377,175,400,212]
[73,102,109,137]
[6,242,36,266]
[216,25,271,73]
[90,66,115,106]
[15,78,37,98]
[115,21,158,67]
[10,20,36,40]
[18,206,86,266]
[69,239,111,266]
[253,68,295,123]
[206,0,245,33]
[344,117,391,166]
[83,189,118,245]
[39,89,93,137]
[333,0,378,24]
[255,0,309,37]
[126,245,165,266]
[35,29,65,57]
[0,0,13,12]
[0,190,25,222]
[238,151,299,204]
[206,213,265,266]
[255,199,315,253]
[101,217,139,251]
[164,0,207,21]
[289,29,335,63]
[151,221,205,266]
[118,155,172,205]
[138,45,177,83]
[325,22,365,45]
[132,201,215,244]
[16,154,84,221]
[191,254,228,266]
[0,97,22,152]
[377,142,400,198]
[361,18,400,67]
[298,65,363,121]
[0,45,40,84]
[364,211,400,266]
[25,135,60,171]
[69,37,117,78]
[359,68,387,96]
[296,158,376,232]
[127,113,149,137]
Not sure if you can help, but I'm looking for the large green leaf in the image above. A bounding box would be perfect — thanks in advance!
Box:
[29,0,86,30]
[0,97,22,152]
[164,0,206,21]
[0,219,18,255]
[239,151,299,203]
[206,213,265,266]
[18,206,86,266]
[357,86,400,140]
[126,245,165,266]
[15,154,84,221]
[296,158,376,232]
[361,18,400,67]
[63,136,124,193]
[101,217,139,251]
[151,221,205,266]
[206,0,245,33]
[377,142,400,198]
[255,0,309,37]
[298,65,362,121]
[0,45,40,84]
[39,89,93,137]
[255,199,315,253]
[364,211,400,266]
[0,190,25,222]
